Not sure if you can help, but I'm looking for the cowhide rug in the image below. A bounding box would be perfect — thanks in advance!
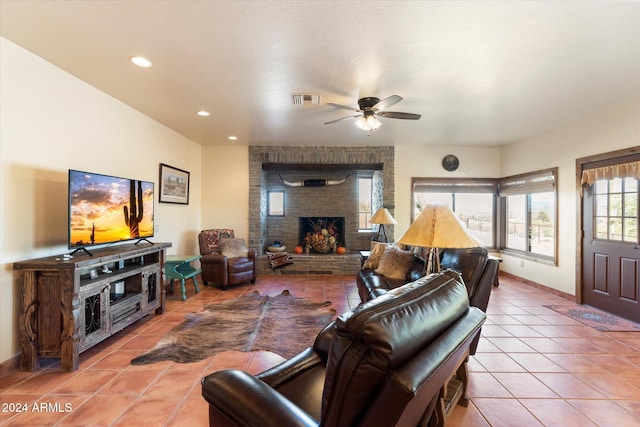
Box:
[131,290,336,365]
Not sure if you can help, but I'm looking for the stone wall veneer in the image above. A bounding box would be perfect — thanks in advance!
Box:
[248,146,395,265]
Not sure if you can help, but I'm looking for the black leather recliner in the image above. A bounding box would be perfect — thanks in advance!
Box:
[357,247,498,354]
[201,270,486,427]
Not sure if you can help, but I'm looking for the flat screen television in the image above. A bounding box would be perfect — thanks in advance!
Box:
[68,169,154,255]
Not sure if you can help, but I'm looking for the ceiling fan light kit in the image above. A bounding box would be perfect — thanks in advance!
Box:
[325,95,421,133]
[355,115,382,131]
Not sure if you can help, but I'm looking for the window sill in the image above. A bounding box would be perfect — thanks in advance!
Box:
[498,249,556,266]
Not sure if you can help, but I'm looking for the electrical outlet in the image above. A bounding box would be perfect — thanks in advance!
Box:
[155,223,160,232]
[520,260,525,267]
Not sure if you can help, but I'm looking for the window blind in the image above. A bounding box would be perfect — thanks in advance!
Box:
[413,178,498,194]
[498,168,556,196]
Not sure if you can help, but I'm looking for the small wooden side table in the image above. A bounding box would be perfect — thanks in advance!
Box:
[489,255,502,287]
[359,250,370,267]
[165,255,203,300]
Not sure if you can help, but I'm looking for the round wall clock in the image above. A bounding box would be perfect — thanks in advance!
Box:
[442,154,459,171]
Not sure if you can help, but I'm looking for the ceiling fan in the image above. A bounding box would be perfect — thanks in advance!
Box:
[324,95,421,132]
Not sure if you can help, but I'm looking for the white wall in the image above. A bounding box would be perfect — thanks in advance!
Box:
[200,145,250,241]
[0,38,202,365]
[394,145,501,235]
[500,96,640,294]
[395,97,640,297]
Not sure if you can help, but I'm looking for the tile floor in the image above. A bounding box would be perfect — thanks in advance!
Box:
[1,274,640,426]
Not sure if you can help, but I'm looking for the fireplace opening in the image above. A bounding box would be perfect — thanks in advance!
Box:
[299,217,345,253]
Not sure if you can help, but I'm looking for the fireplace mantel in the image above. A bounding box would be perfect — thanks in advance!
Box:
[262,163,383,171]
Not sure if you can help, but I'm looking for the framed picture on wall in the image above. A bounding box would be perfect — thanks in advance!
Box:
[159,163,190,204]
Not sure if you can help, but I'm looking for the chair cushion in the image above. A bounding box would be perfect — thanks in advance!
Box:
[220,238,248,258]
[228,257,254,273]
[374,245,415,280]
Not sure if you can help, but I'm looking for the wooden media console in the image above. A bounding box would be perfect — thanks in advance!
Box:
[14,242,171,372]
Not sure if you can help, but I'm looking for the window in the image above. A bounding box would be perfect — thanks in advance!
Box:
[358,177,373,230]
[412,178,497,247]
[499,168,557,261]
[505,194,526,251]
[267,191,284,216]
[410,171,557,261]
[594,177,638,242]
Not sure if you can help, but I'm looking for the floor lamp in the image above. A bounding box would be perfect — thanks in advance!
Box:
[398,204,482,273]
[370,208,397,243]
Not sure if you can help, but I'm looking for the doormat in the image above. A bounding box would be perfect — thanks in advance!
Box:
[131,290,336,365]
[544,305,640,332]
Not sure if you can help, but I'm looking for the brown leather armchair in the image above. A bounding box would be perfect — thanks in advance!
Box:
[198,229,257,290]
[202,270,486,427]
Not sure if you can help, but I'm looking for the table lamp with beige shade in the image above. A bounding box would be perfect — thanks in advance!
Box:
[398,204,482,273]
[370,207,397,243]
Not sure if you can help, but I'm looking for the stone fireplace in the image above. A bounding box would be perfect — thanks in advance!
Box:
[248,146,395,273]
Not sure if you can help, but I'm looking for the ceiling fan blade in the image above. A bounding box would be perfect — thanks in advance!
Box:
[326,102,361,113]
[372,95,403,111]
[324,114,362,125]
[377,111,421,120]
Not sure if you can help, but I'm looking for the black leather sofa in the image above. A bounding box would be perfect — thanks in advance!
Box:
[357,246,499,354]
[202,270,486,427]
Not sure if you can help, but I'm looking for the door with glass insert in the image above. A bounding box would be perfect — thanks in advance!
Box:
[583,174,639,322]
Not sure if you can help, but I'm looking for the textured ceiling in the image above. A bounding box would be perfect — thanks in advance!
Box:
[1,0,639,147]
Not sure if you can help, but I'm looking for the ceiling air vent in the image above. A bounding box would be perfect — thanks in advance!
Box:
[292,94,321,105]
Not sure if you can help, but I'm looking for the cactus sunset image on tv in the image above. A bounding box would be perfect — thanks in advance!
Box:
[69,170,154,249]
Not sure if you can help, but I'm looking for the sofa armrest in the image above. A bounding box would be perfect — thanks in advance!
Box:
[202,369,318,427]
[256,322,333,388]
[312,321,334,359]
[256,347,323,387]
[469,257,499,312]
[200,254,229,266]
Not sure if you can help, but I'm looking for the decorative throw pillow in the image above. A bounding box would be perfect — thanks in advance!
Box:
[268,253,293,269]
[219,238,248,258]
[201,229,235,254]
[375,245,415,280]
[363,241,389,269]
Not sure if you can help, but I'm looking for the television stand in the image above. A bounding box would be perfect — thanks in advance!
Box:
[69,246,93,257]
[14,242,171,372]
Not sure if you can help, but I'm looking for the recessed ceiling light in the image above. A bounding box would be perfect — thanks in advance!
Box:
[228,136,238,141]
[197,110,210,116]
[131,56,152,68]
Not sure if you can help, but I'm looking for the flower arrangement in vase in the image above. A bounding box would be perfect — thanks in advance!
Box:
[303,218,339,253]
